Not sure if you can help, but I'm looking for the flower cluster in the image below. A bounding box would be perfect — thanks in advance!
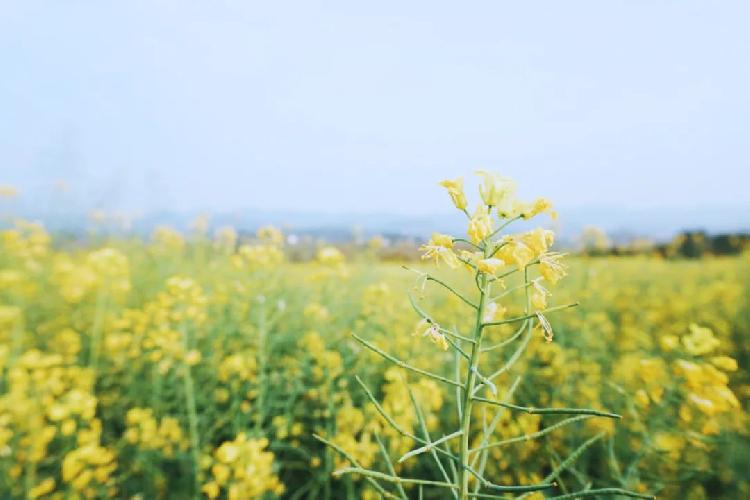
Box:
[202,434,284,499]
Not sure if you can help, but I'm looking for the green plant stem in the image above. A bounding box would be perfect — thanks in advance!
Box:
[458,265,489,499]
[182,363,201,498]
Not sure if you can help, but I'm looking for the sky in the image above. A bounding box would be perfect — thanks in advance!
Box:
[1,1,749,227]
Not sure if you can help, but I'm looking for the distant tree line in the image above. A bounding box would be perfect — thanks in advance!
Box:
[581,231,750,258]
[656,231,749,258]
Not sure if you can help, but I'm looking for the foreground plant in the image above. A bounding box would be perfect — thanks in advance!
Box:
[318,172,654,499]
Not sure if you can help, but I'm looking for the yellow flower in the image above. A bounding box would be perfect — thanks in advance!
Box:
[688,393,717,416]
[28,478,55,498]
[659,335,679,352]
[476,258,504,275]
[202,482,220,499]
[468,205,493,244]
[653,433,685,458]
[538,253,566,285]
[257,225,284,246]
[521,197,557,220]
[207,435,282,498]
[634,389,650,408]
[184,349,202,366]
[316,246,345,265]
[476,171,516,213]
[682,324,720,356]
[413,319,449,350]
[496,238,535,269]
[521,228,554,256]
[216,442,241,464]
[420,233,459,268]
[439,177,468,211]
[710,356,738,372]
[212,463,231,484]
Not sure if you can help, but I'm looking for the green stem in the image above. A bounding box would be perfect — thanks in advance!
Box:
[179,322,200,498]
[458,265,489,498]
[182,363,201,498]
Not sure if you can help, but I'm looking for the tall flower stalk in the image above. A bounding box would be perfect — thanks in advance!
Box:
[318,172,654,500]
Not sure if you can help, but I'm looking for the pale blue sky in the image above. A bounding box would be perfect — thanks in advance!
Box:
[1,1,749,219]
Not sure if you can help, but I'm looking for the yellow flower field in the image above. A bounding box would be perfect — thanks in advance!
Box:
[0,186,748,498]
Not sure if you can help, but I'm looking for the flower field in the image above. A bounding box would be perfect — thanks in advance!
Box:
[0,180,748,499]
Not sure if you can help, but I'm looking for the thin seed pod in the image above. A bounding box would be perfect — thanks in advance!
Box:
[404,382,458,499]
[472,397,621,419]
[312,434,399,499]
[486,241,509,258]
[471,377,522,484]
[481,302,579,329]
[487,258,538,282]
[548,488,655,499]
[445,335,472,361]
[408,292,475,343]
[470,366,497,396]
[398,430,463,464]
[442,327,476,346]
[425,275,478,309]
[402,266,478,309]
[481,320,529,352]
[351,334,462,387]
[467,494,514,499]
[486,215,523,241]
[489,280,532,302]
[455,346,464,421]
[374,432,408,500]
[354,376,460,462]
[471,415,593,453]
[332,468,457,489]
[334,467,556,495]
[475,326,534,395]
[542,432,605,484]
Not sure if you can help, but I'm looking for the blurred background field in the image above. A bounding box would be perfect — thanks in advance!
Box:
[0,219,748,498]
